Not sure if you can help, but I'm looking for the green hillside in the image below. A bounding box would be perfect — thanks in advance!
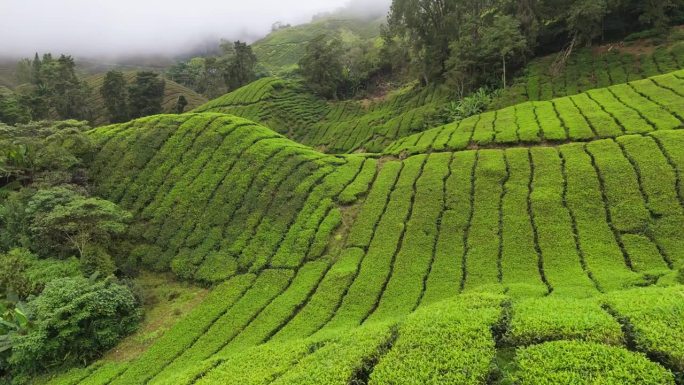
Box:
[4,6,684,383]
[38,62,684,384]
[386,70,684,155]
[253,17,384,74]
[491,30,684,109]
[85,72,207,126]
[196,36,684,155]
[195,77,450,153]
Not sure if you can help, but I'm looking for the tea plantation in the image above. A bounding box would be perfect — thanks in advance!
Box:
[195,37,684,156]
[37,58,684,384]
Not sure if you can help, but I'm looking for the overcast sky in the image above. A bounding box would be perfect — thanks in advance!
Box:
[0,0,388,58]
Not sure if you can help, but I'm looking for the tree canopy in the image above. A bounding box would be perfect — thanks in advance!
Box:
[128,72,165,119]
[101,71,129,123]
[387,0,684,92]
[298,34,345,99]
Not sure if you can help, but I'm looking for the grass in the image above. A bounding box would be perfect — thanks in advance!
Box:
[101,272,208,362]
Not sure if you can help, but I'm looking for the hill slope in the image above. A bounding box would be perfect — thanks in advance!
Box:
[86,72,207,126]
[196,34,684,155]
[42,67,684,384]
[194,77,449,153]
[386,70,684,155]
[88,113,365,283]
[253,17,384,75]
[491,31,684,109]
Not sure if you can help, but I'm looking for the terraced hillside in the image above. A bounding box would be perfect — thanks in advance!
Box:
[88,113,366,283]
[387,70,684,155]
[253,17,383,75]
[42,67,684,384]
[86,72,207,126]
[197,37,684,155]
[491,32,684,109]
[195,77,450,153]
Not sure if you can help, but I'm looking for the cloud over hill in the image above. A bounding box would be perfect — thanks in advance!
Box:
[0,0,390,58]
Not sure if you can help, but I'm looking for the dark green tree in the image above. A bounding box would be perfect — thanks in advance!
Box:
[14,59,32,85]
[0,93,30,125]
[567,0,608,45]
[30,54,41,86]
[224,41,258,91]
[127,72,165,119]
[21,54,92,121]
[388,0,460,83]
[52,55,92,121]
[175,95,188,114]
[101,71,129,123]
[299,34,345,99]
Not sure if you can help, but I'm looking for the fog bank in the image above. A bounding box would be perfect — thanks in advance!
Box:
[0,0,390,58]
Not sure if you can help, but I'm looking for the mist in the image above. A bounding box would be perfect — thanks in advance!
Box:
[0,0,391,59]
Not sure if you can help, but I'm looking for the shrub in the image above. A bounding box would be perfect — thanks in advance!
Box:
[0,248,80,299]
[8,276,142,375]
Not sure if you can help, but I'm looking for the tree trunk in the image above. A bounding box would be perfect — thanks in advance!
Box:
[502,55,507,89]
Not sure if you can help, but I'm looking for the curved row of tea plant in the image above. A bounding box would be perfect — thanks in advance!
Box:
[386,70,684,155]
[87,113,372,283]
[492,35,684,109]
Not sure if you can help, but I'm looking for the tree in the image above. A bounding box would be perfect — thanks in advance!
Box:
[100,71,129,123]
[127,72,165,119]
[0,93,30,125]
[30,194,131,259]
[388,0,460,83]
[482,15,528,88]
[30,54,41,86]
[567,0,608,46]
[20,54,92,121]
[14,59,32,85]
[0,248,80,299]
[224,41,258,91]
[299,35,345,99]
[0,121,93,187]
[175,95,188,114]
[637,0,676,31]
[52,55,92,121]
[200,57,227,98]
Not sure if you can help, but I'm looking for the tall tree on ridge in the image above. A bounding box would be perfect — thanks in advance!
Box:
[224,41,258,92]
[101,71,129,123]
[128,72,165,119]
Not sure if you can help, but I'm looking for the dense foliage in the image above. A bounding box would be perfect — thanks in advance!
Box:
[100,71,129,123]
[0,92,30,126]
[298,35,345,99]
[386,0,684,93]
[15,54,93,122]
[8,277,141,377]
[127,72,165,119]
[0,120,140,383]
[167,41,259,98]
